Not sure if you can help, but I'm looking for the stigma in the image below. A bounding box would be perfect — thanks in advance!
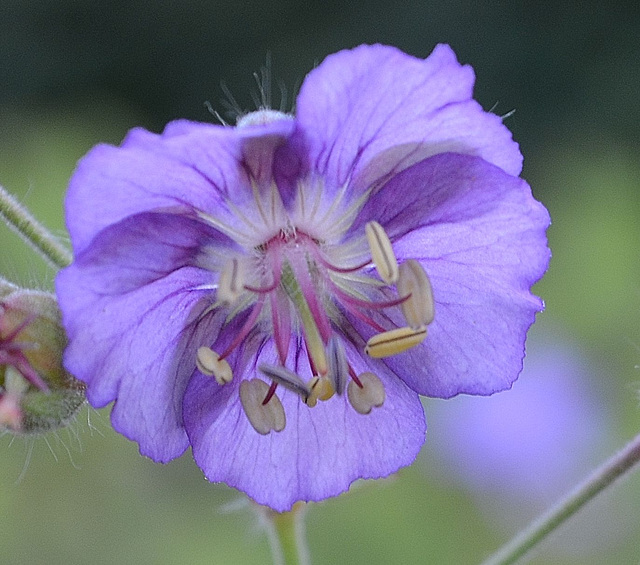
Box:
[195,175,435,434]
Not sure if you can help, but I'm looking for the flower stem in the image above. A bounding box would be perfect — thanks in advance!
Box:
[265,503,311,565]
[0,184,72,269]
[481,431,640,565]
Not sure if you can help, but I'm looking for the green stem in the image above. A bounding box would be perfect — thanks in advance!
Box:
[0,184,72,269]
[481,431,640,565]
[265,503,311,565]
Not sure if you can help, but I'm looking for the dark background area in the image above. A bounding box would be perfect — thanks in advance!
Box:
[2,2,639,149]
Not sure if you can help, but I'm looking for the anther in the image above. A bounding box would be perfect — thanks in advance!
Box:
[347,371,385,415]
[239,379,286,435]
[364,326,427,358]
[326,336,348,395]
[365,221,399,284]
[218,258,244,304]
[397,259,435,328]
[258,363,311,401]
[305,376,335,407]
[196,346,233,385]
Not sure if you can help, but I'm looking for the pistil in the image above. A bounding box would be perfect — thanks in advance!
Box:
[203,192,437,430]
[280,261,328,376]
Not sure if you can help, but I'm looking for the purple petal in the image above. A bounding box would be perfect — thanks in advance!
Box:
[427,328,610,501]
[66,120,293,255]
[290,44,522,198]
[183,338,425,512]
[66,131,233,254]
[56,213,231,462]
[130,117,296,186]
[63,212,238,293]
[351,153,550,397]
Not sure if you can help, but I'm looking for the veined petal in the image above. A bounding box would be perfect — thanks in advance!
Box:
[348,154,550,397]
[55,214,234,461]
[61,211,239,294]
[66,123,252,255]
[290,44,522,201]
[183,339,425,512]
[350,150,548,235]
[138,117,296,187]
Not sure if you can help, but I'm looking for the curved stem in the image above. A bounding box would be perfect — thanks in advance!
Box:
[265,503,311,565]
[0,185,72,269]
[481,431,640,565]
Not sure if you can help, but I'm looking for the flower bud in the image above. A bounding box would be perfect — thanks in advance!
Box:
[0,281,85,435]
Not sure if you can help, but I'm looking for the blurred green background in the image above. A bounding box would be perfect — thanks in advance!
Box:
[1,2,640,564]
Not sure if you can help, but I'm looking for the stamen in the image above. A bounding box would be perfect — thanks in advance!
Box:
[364,326,427,358]
[217,258,244,304]
[196,346,233,385]
[365,221,399,284]
[347,371,385,415]
[262,380,278,405]
[313,252,370,274]
[326,336,348,395]
[330,290,387,333]
[305,376,335,407]
[258,363,311,401]
[243,278,280,294]
[218,296,266,360]
[270,290,292,365]
[397,259,435,328]
[328,279,409,310]
[239,379,286,435]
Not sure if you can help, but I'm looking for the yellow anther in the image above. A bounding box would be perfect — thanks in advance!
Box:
[365,221,399,284]
[397,259,435,328]
[239,379,286,435]
[347,372,385,415]
[218,258,244,304]
[196,346,233,385]
[364,326,427,358]
[305,376,335,407]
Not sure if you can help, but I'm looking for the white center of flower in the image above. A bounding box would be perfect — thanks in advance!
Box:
[236,109,293,128]
[195,175,435,434]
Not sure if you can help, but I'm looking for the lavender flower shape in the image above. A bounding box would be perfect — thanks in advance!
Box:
[56,44,550,511]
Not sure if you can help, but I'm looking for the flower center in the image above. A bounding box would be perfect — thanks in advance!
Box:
[196,177,435,434]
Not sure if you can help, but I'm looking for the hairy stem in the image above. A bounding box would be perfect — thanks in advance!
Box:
[481,431,640,565]
[265,503,311,565]
[0,185,72,269]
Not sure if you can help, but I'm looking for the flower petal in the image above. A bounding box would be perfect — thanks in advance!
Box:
[56,213,231,462]
[349,153,550,397]
[183,338,425,511]
[66,119,293,255]
[290,44,522,199]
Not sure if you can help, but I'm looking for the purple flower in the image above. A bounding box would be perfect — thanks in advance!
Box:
[56,44,550,511]
[423,325,610,508]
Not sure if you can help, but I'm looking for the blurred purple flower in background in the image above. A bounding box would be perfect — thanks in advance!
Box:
[421,322,622,557]
[56,44,549,510]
